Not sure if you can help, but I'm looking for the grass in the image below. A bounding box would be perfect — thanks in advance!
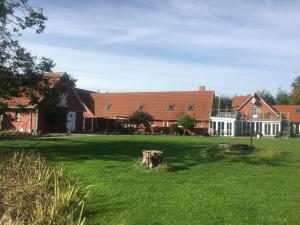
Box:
[0,135,300,225]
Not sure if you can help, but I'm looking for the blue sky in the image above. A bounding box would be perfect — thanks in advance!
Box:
[22,0,300,95]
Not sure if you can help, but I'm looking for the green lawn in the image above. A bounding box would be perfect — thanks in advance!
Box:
[1,135,300,225]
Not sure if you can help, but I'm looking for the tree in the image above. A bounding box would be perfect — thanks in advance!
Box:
[275,88,290,105]
[177,115,195,135]
[129,111,154,133]
[0,0,54,114]
[258,90,276,105]
[214,95,232,112]
[290,76,300,104]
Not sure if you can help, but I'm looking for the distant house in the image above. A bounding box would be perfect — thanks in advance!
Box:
[210,93,300,137]
[0,72,87,133]
[1,73,300,137]
[77,85,215,135]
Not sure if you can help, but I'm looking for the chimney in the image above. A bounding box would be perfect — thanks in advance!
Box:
[199,86,205,91]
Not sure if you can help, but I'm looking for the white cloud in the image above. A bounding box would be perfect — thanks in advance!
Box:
[23,42,295,95]
[23,0,300,95]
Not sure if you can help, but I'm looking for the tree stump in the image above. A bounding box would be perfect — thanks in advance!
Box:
[141,150,163,168]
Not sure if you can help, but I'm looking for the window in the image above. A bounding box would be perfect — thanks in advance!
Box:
[227,122,232,135]
[296,108,300,113]
[256,122,262,134]
[187,104,194,112]
[253,105,261,115]
[58,93,68,107]
[265,123,271,135]
[104,104,111,111]
[137,104,144,111]
[16,113,21,122]
[167,104,175,112]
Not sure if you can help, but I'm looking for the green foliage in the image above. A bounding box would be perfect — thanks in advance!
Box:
[0,151,90,225]
[258,89,276,105]
[129,111,154,131]
[61,73,78,87]
[0,130,40,139]
[169,123,179,135]
[214,95,233,110]
[177,115,195,135]
[0,0,54,114]
[40,73,77,127]
[45,105,68,124]
[290,76,300,104]
[275,88,290,105]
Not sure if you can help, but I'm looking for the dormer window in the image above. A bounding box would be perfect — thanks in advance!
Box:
[187,104,194,112]
[296,108,300,114]
[104,104,111,111]
[167,104,175,112]
[137,104,144,111]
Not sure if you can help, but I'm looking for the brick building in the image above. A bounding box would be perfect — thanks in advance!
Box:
[1,72,300,137]
[77,86,214,135]
[210,93,300,137]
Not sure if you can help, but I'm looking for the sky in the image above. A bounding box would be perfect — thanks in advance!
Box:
[21,0,300,95]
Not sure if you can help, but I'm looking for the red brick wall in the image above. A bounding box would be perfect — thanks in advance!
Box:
[238,98,278,119]
[2,110,37,133]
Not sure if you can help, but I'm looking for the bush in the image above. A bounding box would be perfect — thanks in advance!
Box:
[169,123,179,135]
[177,115,196,135]
[0,151,90,225]
[0,130,37,139]
[119,126,136,135]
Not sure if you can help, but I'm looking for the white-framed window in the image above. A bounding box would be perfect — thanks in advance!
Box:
[167,104,175,112]
[264,123,271,135]
[163,121,169,127]
[253,105,261,115]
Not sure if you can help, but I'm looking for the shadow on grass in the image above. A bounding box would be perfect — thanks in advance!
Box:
[0,137,292,170]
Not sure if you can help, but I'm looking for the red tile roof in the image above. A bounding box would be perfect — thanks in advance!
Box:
[89,90,214,121]
[232,95,250,109]
[272,105,300,122]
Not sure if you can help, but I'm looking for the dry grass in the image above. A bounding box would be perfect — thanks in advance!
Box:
[0,151,90,225]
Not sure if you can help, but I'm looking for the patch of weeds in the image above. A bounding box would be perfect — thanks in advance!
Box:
[0,151,91,225]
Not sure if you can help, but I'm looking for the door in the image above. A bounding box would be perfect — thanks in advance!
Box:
[66,112,76,131]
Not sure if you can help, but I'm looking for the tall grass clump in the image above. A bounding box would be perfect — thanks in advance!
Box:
[0,151,90,225]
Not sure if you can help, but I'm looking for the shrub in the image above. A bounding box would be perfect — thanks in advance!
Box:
[177,115,196,135]
[119,126,136,135]
[0,130,36,139]
[169,123,179,135]
[0,151,90,225]
[129,111,154,132]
